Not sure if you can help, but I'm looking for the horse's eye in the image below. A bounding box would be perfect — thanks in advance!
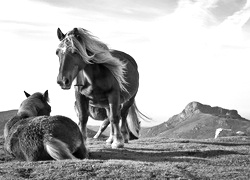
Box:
[56,49,59,55]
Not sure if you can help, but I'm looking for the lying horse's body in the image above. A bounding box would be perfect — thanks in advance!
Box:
[4,91,87,161]
[56,28,147,148]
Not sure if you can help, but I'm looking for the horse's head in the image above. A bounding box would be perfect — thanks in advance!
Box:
[56,27,112,89]
[56,28,89,89]
[17,90,51,118]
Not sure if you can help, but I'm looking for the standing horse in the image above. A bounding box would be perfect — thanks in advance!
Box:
[4,90,87,161]
[56,27,147,148]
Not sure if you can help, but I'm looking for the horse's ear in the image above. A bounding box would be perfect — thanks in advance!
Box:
[57,28,65,41]
[43,90,50,102]
[73,28,81,40]
[24,91,30,98]
[73,28,79,34]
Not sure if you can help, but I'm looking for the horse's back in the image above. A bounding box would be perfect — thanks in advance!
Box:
[20,116,83,151]
[110,50,138,69]
[111,50,139,101]
[40,116,83,148]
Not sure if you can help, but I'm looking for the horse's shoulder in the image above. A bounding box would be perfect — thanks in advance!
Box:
[7,117,46,140]
[5,116,30,137]
[4,117,30,156]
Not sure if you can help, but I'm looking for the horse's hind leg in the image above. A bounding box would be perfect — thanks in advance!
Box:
[105,109,114,145]
[107,92,124,148]
[121,97,135,143]
[121,108,129,143]
[93,119,110,139]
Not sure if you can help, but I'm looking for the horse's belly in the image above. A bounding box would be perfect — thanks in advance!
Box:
[89,99,109,108]
[89,106,107,120]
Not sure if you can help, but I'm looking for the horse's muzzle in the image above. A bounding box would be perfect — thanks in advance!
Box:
[57,76,71,89]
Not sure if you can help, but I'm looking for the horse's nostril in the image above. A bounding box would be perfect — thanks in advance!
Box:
[57,80,62,86]
[64,78,70,86]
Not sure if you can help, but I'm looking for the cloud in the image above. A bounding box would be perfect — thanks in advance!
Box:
[209,0,247,22]
[32,0,178,20]
[172,0,248,27]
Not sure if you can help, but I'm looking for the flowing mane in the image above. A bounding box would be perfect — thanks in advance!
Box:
[57,28,128,92]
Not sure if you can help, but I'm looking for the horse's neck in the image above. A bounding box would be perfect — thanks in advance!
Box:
[17,103,37,118]
[16,111,32,118]
[76,64,101,85]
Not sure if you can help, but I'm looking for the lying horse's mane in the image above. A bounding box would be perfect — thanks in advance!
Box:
[29,92,50,103]
[57,28,128,92]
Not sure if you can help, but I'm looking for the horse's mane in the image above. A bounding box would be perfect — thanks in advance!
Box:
[58,28,128,92]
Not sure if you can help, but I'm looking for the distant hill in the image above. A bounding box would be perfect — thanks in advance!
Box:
[140,101,250,139]
[0,110,17,135]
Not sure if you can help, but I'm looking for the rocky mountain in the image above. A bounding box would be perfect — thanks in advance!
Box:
[141,101,250,139]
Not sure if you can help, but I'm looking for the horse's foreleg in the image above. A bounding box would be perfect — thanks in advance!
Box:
[75,91,89,142]
[108,92,124,148]
[105,117,114,145]
[94,119,110,139]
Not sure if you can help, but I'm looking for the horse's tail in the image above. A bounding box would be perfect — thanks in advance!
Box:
[45,137,77,160]
[126,102,151,140]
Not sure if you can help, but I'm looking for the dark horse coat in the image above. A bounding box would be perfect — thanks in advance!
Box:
[4,91,87,161]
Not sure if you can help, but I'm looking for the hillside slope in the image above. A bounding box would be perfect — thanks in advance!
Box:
[0,110,17,135]
[141,102,250,139]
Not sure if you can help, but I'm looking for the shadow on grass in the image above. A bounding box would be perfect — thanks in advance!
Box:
[89,147,245,163]
[174,140,250,147]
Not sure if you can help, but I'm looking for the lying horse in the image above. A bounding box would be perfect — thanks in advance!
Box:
[56,27,148,148]
[4,90,87,161]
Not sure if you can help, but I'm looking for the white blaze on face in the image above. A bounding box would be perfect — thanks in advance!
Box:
[61,46,67,54]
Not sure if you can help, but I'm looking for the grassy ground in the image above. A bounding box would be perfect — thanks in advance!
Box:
[0,136,250,179]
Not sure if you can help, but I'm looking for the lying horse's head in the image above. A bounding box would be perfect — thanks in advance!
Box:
[17,90,51,118]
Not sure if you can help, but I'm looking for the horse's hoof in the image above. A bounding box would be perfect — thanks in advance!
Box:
[123,134,129,143]
[106,139,113,145]
[106,137,113,145]
[85,151,90,159]
[106,142,112,145]
[111,142,124,149]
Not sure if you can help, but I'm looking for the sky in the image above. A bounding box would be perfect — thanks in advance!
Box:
[1,0,250,126]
